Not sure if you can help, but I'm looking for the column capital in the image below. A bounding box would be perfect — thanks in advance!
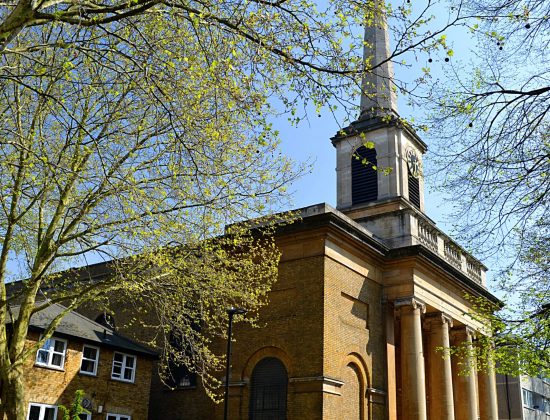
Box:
[424,312,453,330]
[394,296,426,314]
[451,325,476,341]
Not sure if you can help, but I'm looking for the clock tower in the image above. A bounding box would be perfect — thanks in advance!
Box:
[331,12,429,247]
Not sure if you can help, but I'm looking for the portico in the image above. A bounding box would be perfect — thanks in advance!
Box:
[390,294,499,420]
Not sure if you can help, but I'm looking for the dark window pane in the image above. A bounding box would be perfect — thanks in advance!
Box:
[123,368,133,380]
[81,360,94,373]
[83,347,97,359]
[114,353,123,362]
[44,407,56,420]
[28,406,41,420]
[51,354,63,367]
[53,340,65,352]
[125,356,134,368]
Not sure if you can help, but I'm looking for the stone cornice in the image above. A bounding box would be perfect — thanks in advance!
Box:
[331,115,428,153]
[386,245,501,305]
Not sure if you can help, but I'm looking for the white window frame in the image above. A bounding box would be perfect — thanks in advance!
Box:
[79,344,100,376]
[35,337,67,370]
[106,414,131,420]
[78,413,92,420]
[27,403,58,420]
[111,352,136,383]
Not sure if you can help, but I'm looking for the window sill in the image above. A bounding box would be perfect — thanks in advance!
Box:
[79,371,98,377]
[34,363,65,372]
[111,377,135,384]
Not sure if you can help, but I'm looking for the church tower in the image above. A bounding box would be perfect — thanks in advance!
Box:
[332,11,429,248]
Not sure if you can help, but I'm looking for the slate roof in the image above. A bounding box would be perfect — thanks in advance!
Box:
[7,303,157,357]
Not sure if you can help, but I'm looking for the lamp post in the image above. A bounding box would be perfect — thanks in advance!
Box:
[223,306,246,420]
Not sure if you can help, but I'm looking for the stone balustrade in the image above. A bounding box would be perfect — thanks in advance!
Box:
[418,221,438,252]
[444,242,462,270]
[416,218,486,287]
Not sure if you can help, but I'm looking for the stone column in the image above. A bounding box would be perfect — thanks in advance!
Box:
[477,344,499,420]
[395,297,427,420]
[451,326,479,420]
[425,313,455,420]
[386,303,398,420]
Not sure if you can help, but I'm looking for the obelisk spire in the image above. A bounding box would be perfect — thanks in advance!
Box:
[359,5,398,119]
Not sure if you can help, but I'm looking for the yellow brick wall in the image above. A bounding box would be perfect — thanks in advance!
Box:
[323,252,387,420]
[22,331,153,420]
[144,245,326,420]
[75,230,391,420]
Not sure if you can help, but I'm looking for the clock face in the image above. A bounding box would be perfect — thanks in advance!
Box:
[406,149,421,178]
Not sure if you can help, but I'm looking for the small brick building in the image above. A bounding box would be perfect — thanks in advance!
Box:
[8,303,156,420]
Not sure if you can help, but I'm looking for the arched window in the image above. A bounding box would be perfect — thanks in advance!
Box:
[351,146,378,205]
[249,357,288,420]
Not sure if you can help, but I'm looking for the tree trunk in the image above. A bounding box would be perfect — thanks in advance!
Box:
[1,366,26,420]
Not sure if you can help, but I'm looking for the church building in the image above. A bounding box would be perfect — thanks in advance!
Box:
[147,14,501,420]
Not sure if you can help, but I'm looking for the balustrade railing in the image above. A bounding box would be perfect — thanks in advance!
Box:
[444,241,462,270]
[418,221,438,252]
[466,258,482,283]
[415,217,484,286]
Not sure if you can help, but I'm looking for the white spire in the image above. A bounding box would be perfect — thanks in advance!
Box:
[359,7,398,119]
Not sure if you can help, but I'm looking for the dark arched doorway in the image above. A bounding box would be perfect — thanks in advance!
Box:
[249,357,288,420]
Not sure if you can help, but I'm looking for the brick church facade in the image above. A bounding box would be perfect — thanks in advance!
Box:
[144,18,501,420]
[47,14,504,420]
[6,7,502,420]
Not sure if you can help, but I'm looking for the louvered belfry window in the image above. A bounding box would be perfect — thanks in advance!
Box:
[351,146,378,205]
[408,171,420,208]
[249,357,288,420]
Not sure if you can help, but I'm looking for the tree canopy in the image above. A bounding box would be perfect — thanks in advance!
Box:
[417,0,549,374]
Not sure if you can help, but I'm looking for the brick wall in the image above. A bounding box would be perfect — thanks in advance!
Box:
[146,244,327,420]
[323,250,387,420]
[21,331,153,420]
[74,225,391,420]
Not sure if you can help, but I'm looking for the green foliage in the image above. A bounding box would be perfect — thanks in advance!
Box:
[58,390,90,420]
[0,0,545,415]
[0,0,459,415]
[466,293,549,377]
